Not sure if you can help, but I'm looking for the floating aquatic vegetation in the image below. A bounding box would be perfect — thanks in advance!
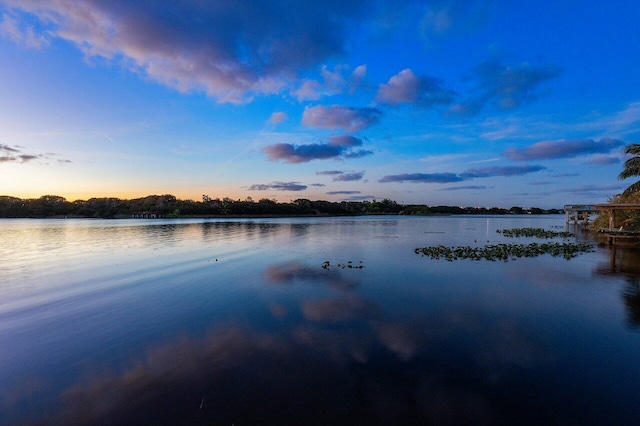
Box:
[497,227,574,239]
[321,260,364,269]
[414,242,594,261]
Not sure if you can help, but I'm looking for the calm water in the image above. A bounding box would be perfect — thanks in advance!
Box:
[1,216,639,425]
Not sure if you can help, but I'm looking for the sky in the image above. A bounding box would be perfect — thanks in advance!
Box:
[0,0,639,208]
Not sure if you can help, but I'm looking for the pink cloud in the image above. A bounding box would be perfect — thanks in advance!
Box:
[301,105,382,132]
[376,68,454,107]
[268,111,288,124]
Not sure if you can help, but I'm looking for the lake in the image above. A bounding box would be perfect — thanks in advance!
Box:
[1,216,639,425]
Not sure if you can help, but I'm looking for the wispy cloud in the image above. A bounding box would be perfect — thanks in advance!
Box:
[576,101,640,137]
[459,165,546,178]
[0,143,19,153]
[302,105,382,132]
[248,182,307,191]
[316,169,365,181]
[538,183,626,196]
[0,143,70,164]
[419,0,493,41]
[316,170,344,176]
[437,185,489,191]
[551,173,579,178]
[380,164,544,183]
[0,12,49,49]
[332,171,365,182]
[291,65,355,101]
[326,190,361,195]
[450,58,561,115]
[504,138,623,161]
[379,173,464,183]
[585,155,620,166]
[346,195,376,200]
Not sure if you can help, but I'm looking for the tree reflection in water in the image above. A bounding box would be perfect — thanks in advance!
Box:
[594,246,640,328]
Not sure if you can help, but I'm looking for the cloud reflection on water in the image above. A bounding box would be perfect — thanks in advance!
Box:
[1,255,565,425]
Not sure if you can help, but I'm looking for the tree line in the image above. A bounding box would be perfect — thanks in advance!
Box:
[0,194,563,218]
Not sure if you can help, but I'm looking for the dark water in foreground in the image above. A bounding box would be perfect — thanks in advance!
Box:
[1,216,639,425]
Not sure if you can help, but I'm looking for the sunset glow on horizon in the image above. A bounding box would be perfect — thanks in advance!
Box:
[1,1,639,207]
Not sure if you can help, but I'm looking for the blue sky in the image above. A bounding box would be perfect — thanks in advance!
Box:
[0,0,638,207]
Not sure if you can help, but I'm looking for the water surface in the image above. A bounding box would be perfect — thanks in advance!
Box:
[1,216,639,424]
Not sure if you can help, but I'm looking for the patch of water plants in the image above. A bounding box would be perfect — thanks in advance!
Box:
[322,260,364,269]
[414,242,594,261]
[497,227,574,239]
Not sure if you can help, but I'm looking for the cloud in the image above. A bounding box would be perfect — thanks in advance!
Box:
[343,149,374,159]
[437,185,488,191]
[292,65,350,101]
[459,165,546,178]
[347,195,376,200]
[248,181,307,191]
[419,0,493,41]
[263,135,371,163]
[379,173,465,183]
[0,12,49,49]
[333,172,364,182]
[316,170,344,176]
[376,68,454,107]
[268,112,288,124]
[349,65,367,93]
[0,143,20,153]
[586,155,620,166]
[503,138,624,161]
[301,105,382,132]
[328,135,363,147]
[302,295,376,322]
[263,143,344,163]
[264,261,359,291]
[327,191,361,195]
[3,0,374,103]
[380,165,544,183]
[552,173,579,178]
[292,79,324,101]
[0,143,70,164]
[538,183,626,196]
[17,154,38,163]
[562,184,625,193]
[578,101,640,137]
[450,58,561,115]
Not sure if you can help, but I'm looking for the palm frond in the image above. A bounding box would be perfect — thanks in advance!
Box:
[623,143,640,156]
[619,157,640,180]
[622,180,640,196]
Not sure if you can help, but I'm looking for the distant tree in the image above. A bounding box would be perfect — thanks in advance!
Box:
[27,195,71,217]
[0,196,27,217]
[619,143,640,195]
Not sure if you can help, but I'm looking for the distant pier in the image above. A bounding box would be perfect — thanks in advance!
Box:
[564,204,599,226]
[131,211,166,219]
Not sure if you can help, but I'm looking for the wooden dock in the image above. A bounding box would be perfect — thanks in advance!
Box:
[597,230,640,246]
[594,203,640,246]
